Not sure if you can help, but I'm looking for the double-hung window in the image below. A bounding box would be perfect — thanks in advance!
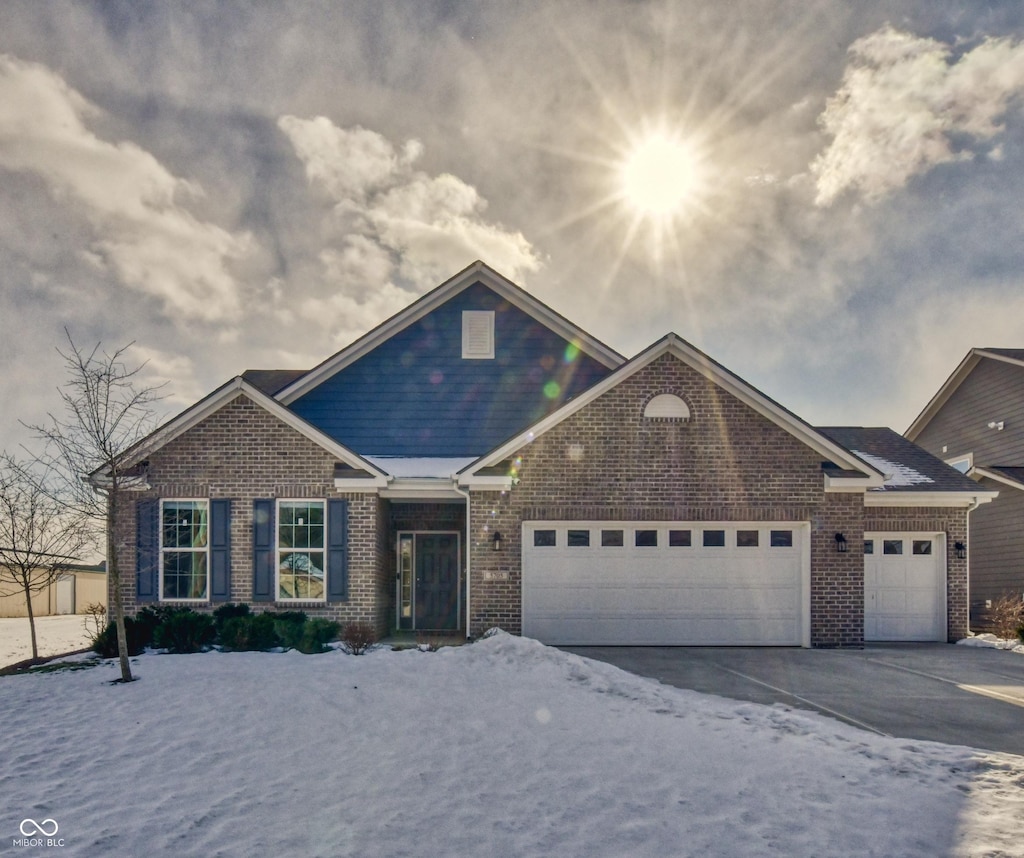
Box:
[161,500,209,600]
[278,500,326,601]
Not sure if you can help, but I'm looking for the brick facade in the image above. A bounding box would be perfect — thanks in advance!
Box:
[109,394,392,636]
[467,355,871,646]
[864,506,969,642]
[111,359,970,648]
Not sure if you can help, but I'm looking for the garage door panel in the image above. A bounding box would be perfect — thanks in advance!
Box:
[864,532,945,642]
[522,522,807,646]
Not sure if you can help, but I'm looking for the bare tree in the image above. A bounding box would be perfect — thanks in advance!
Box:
[0,454,92,661]
[29,331,163,682]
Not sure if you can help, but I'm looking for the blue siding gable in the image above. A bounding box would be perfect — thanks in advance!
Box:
[290,281,613,456]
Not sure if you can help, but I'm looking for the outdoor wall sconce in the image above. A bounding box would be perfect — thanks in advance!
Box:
[492,531,503,552]
[955,541,967,560]
[834,532,848,554]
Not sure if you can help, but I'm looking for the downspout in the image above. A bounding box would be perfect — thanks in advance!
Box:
[454,483,472,639]
[963,495,983,634]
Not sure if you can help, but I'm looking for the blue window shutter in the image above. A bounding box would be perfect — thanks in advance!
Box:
[327,499,348,602]
[136,499,159,601]
[209,499,231,602]
[252,499,275,602]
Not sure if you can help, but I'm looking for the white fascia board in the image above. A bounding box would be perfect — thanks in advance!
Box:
[278,261,624,405]
[970,467,1023,491]
[457,475,513,490]
[110,377,387,480]
[824,474,883,492]
[379,478,465,500]
[466,334,882,479]
[863,491,998,508]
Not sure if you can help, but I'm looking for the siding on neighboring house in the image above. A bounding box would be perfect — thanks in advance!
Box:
[289,282,614,457]
[912,357,1024,630]
[466,353,867,647]
[969,476,1024,606]
[110,393,391,635]
[914,358,1024,466]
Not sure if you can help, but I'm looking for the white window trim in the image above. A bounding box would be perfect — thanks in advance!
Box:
[462,310,495,359]
[159,498,210,603]
[276,498,327,603]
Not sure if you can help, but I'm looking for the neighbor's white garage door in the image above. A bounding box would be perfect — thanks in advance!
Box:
[864,532,946,642]
[522,522,809,646]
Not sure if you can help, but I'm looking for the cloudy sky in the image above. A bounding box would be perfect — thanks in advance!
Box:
[2,1,1023,456]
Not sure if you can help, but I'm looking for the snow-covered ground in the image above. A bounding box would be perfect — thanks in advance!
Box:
[0,614,95,667]
[1,632,1022,856]
[958,633,1024,654]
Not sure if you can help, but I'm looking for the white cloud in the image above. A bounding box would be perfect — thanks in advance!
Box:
[0,53,252,321]
[812,27,1024,205]
[278,114,542,293]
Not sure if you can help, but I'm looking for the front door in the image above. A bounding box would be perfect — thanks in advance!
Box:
[401,533,460,630]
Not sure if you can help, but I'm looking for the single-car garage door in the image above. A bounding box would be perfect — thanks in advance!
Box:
[864,532,946,642]
[522,522,809,646]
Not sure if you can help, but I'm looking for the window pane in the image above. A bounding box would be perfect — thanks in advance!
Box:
[703,530,725,547]
[669,529,691,547]
[864,540,874,555]
[534,530,556,547]
[770,530,793,548]
[601,529,624,547]
[567,530,590,547]
[883,540,903,555]
[913,540,933,555]
[737,530,759,548]
[162,500,208,549]
[635,530,658,547]
[162,552,208,600]
[278,551,325,599]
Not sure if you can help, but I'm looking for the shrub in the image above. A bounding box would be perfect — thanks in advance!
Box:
[212,602,251,635]
[152,609,216,654]
[988,592,1024,640]
[297,618,340,654]
[339,621,377,655]
[82,602,107,641]
[218,612,280,651]
[92,617,147,658]
[270,611,308,650]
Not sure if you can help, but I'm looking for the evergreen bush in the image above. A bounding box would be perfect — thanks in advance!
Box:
[152,609,216,653]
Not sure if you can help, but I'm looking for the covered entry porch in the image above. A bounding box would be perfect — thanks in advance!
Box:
[386,500,467,633]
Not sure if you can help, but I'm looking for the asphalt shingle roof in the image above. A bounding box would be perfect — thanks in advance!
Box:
[817,427,985,493]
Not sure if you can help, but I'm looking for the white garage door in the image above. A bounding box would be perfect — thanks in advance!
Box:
[522,522,809,646]
[864,532,946,642]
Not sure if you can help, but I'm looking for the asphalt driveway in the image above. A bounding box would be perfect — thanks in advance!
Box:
[561,644,1024,756]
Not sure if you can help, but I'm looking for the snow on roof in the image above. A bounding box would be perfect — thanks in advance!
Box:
[852,450,934,488]
[365,456,477,478]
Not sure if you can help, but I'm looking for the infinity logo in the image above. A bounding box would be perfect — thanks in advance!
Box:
[20,818,58,837]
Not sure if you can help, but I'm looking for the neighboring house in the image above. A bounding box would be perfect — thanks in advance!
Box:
[100,262,994,647]
[906,348,1024,629]
[0,563,107,618]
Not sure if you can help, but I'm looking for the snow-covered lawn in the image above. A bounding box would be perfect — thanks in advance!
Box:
[0,614,95,667]
[2,632,1022,856]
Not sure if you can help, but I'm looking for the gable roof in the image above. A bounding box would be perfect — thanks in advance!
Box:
[92,376,387,483]
[461,333,883,484]
[276,260,625,405]
[906,348,1024,440]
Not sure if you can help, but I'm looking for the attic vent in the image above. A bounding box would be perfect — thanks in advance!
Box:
[643,393,691,421]
[462,310,494,359]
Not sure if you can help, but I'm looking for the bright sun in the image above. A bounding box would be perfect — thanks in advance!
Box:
[620,132,702,219]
